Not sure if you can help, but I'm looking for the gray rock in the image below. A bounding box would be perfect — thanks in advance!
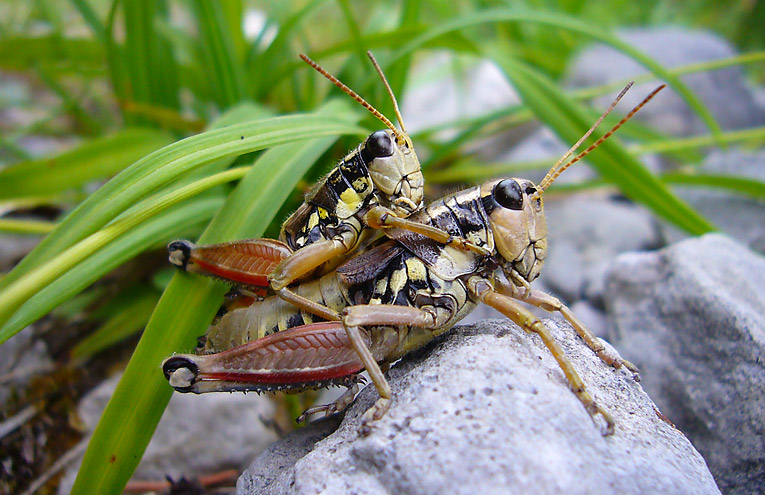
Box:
[239,319,719,495]
[660,149,765,253]
[541,194,662,305]
[59,373,279,493]
[605,233,765,495]
[567,28,765,136]
[0,328,52,406]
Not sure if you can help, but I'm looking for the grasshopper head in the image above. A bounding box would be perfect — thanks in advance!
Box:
[363,129,424,216]
[481,178,547,284]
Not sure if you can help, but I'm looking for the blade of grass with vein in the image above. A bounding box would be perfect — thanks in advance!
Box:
[388,8,722,141]
[70,99,361,495]
[490,51,715,235]
[0,166,253,335]
[0,113,366,292]
[0,128,174,200]
[0,197,222,339]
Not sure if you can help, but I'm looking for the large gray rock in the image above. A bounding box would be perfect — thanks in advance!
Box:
[59,373,279,493]
[239,319,719,495]
[605,233,765,495]
[568,28,765,136]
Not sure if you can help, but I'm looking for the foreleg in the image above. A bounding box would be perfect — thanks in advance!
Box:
[468,277,615,435]
[497,280,637,374]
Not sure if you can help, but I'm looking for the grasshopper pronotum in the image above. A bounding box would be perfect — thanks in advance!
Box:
[163,81,665,436]
[168,52,486,321]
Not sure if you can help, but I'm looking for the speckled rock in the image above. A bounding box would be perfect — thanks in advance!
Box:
[58,373,279,493]
[238,319,719,495]
[605,233,765,495]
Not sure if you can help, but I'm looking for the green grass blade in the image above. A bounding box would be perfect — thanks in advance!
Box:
[0,128,174,201]
[389,8,723,140]
[0,219,55,235]
[0,197,222,339]
[70,100,361,495]
[191,0,247,107]
[489,51,715,235]
[662,173,765,199]
[0,166,253,335]
[71,288,160,360]
[0,113,366,292]
[0,35,104,71]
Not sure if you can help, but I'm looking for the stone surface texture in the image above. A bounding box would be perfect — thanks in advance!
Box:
[605,234,765,495]
[239,319,720,495]
[59,373,278,493]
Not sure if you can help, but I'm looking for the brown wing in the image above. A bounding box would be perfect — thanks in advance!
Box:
[336,240,404,286]
[175,238,293,288]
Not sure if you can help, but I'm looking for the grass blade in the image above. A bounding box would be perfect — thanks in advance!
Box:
[0,128,174,201]
[389,8,723,141]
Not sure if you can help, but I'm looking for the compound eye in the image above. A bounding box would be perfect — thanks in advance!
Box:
[365,130,395,158]
[493,179,524,211]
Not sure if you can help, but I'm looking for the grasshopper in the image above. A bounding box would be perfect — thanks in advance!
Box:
[168,52,486,321]
[163,82,664,436]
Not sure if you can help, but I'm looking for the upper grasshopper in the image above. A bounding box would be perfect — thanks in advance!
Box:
[167,52,486,321]
[163,83,665,436]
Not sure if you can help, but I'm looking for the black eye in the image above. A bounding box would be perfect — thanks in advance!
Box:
[364,131,394,158]
[493,179,524,210]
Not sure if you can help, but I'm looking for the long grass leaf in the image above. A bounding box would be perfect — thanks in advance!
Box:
[0,128,174,200]
[192,0,247,107]
[389,8,723,140]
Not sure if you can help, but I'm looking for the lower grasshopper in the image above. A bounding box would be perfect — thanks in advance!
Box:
[163,84,664,435]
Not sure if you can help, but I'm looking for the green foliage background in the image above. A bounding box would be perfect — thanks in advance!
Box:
[0,1,763,494]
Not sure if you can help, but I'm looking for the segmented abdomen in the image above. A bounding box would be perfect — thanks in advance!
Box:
[202,272,350,353]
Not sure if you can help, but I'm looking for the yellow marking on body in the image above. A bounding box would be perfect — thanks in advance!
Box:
[389,267,407,295]
[405,257,427,281]
[352,177,370,193]
[375,278,388,296]
[317,207,329,219]
[307,212,320,230]
[339,188,362,210]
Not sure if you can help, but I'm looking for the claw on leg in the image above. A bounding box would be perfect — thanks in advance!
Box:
[297,382,360,423]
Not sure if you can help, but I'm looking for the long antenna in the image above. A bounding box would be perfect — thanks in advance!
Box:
[539,84,666,190]
[366,51,408,138]
[538,82,633,192]
[299,53,401,139]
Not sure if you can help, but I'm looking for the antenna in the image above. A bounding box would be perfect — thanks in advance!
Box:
[366,51,408,139]
[299,53,403,141]
[538,83,666,192]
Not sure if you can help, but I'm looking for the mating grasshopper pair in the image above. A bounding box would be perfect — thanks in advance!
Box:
[163,52,662,435]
